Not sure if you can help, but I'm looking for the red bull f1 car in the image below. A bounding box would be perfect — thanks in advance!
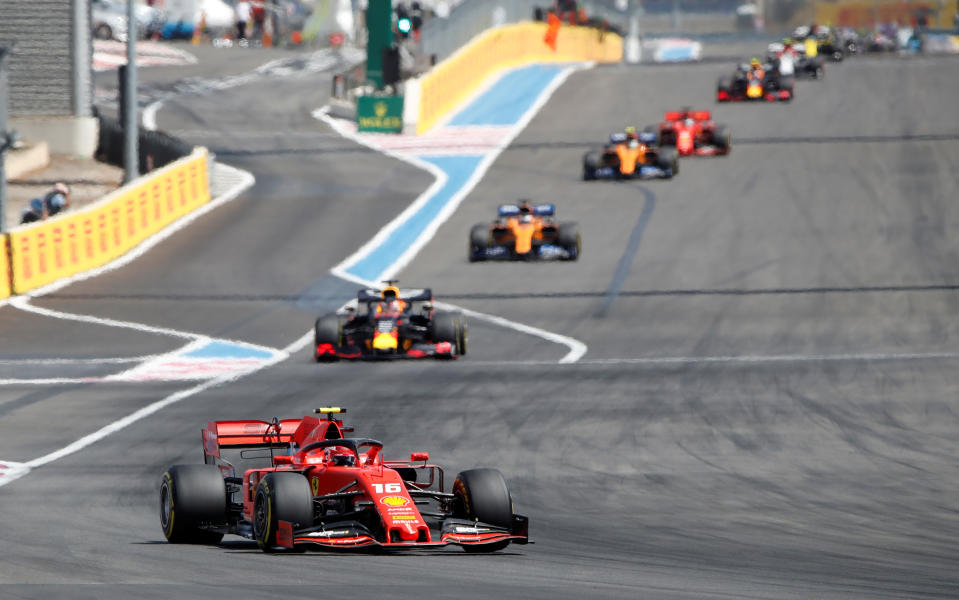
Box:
[469,201,580,262]
[313,283,467,361]
[159,408,529,552]
[717,63,794,102]
[583,130,678,180]
[652,109,730,156]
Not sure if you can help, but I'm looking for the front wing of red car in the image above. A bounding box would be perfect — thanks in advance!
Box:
[276,516,529,550]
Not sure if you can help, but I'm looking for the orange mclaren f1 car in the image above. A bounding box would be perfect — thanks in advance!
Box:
[469,201,580,261]
[583,129,679,180]
[159,407,529,552]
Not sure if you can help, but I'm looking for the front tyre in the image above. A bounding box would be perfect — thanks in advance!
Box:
[159,465,226,544]
[453,468,514,553]
[558,223,581,261]
[469,224,489,262]
[314,314,342,361]
[253,473,313,552]
[657,147,679,177]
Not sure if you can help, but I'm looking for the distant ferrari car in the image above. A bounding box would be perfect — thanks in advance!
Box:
[717,63,793,102]
[313,283,466,361]
[652,109,730,156]
[583,130,678,180]
[469,201,580,262]
[159,408,529,552]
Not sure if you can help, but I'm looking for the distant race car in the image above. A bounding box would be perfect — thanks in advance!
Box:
[159,407,529,552]
[469,201,580,262]
[717,63,794,102]
[583,130,678,180]
[313,283,466,361]
[651,109,730,156]
[766,42,825,80]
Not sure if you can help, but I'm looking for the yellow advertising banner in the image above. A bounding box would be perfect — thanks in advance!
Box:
[0,235,10,300]
[8,148,210,294]
[418,22,622,134]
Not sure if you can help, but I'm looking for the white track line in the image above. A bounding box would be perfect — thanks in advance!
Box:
[0,356,153,365]
[435,302,587,364]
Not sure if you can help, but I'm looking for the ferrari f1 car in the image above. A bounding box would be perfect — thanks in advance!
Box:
[469,201,580,262]
[313,283,467,361]
[583,130,678,180]
[159,408,529,552]
[650,109,730,156]
[717,63,794,102]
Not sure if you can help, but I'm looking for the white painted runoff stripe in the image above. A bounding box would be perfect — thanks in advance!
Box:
[439,351,959,367]
[435,302,587,364]
[0,356,153,365]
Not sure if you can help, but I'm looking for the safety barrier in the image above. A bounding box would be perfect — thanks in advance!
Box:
[415,22,622,135]
[7,147,210,294]
[0,235,10,299]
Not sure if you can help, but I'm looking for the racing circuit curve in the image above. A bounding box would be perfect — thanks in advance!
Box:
[2,38,959,600]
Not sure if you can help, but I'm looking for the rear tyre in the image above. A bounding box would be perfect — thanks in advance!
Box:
[558,223,581,261]
[253,472,313,552]
[657,147,679,177]
[582,151,601,180]
[313,315,342,361]
[453,468,514,553]
[159,465,226,544]
[469,224,489,262]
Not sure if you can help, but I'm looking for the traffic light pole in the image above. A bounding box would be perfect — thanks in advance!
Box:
[366,0,393,89]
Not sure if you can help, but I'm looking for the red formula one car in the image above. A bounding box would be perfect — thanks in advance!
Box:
[314,283,467,361]
[159,408,529,552]
[652,110,730,156]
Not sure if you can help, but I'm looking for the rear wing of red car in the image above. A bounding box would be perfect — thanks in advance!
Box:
[664,110,711,122]
[202,409,354,471]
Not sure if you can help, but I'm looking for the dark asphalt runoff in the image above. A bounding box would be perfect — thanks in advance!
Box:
[3,47,959,599]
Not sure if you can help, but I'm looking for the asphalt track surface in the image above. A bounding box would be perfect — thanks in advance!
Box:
[3,49,959,599]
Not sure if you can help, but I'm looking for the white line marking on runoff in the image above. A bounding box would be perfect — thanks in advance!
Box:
[435,302,587,364]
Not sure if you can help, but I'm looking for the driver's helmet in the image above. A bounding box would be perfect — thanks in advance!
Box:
[685,117,695,127]
[520,214,533,224]
[325,447,356,467]
[381,285,400,301]
[624,125,638,140]
[750,57,761,69]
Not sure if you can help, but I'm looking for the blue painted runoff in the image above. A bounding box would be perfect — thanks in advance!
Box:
[343,63,569,282]
[184,340,275,359]
[448,64,567,127]
[345,155,484,281]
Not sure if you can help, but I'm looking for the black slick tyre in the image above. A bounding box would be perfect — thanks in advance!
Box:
[159,465,226,544]
[453,468,514,553]
[432,312,459,348]
[712,125,731,152]
[469,224,489,262]
[558,223,581,261]
[313,314,342,361]
[455,316,468,356]
[582,151,601,180]
[253,472,313,552]
[658,147,679,177]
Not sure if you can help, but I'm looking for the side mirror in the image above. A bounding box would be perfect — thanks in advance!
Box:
[421,303,432,312]
[273,455,293,465]
[410,452,429,462]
